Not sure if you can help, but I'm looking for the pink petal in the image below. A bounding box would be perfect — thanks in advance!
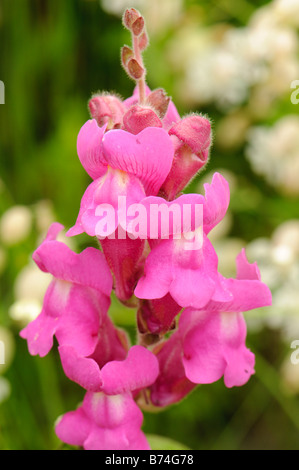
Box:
[77,119,107,180]
[202,172,230,234]
[55,408,92,447]
[59,345,103,392]
[34,224,113,295]
[162,100,181,131]
[100,345,159,395]
[236,248,261,280]
[68,170,146,239]
[135,235,223,309]
[101,127,174,195]
[179,308,255,387]
[127,193,204,239]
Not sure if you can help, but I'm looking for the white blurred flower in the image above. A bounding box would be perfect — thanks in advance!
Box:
[246,115,299,195]
[169,0,299,112]
[9,299,42,325]
[244,220,299,340]
[273,0,299,27]
[33,200,56,234]
[0,326,15,375]
[9,262,52,325]
[100,0,145,16]
[14,262,52,305]
[100,0,183,35]
[0,205,33,246]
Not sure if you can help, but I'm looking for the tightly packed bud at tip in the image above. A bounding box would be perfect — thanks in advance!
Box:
[132,16,145,36]
[127,58,144,80]
[123,8,140,30]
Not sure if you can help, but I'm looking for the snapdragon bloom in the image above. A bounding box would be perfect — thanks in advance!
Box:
[20,8,272,451]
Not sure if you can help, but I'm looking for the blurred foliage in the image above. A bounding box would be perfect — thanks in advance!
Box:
[0,0,299,450]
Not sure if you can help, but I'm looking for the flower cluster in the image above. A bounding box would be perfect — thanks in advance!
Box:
[20,9,272,450]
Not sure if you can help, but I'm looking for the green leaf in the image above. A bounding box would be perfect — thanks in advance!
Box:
[146,434,190,450]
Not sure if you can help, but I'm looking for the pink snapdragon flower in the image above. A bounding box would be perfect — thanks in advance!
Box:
[55,391,150,450]
[148,250,272,407]
[20,223,129,388]
[55,345,159,450]
[135,173,231,311]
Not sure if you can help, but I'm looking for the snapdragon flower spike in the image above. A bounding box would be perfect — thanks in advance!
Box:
[159,114,212,200]
[20,223,127,369]
[55,391,151,450]
[178,249,272,388]
[134,173,231,310]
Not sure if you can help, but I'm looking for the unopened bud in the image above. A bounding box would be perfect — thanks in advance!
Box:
[169,115,211,159]
[138,30,149,52]
[132,16,145,36]
[88,93,125,129]
[159,115,212,200]
[127,58,144,80]
[123,105,162,134]
[146,88,170,119]
[121,45,134,67]
[123,8,140,30]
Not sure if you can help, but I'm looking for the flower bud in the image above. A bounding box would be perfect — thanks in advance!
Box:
[159,115,212,200]
[146,88,170,119]
[131,16,145,36]
[123,8,140,30]
[121,45,134,68]
[123,104,162,135]
[138,31,149,52]
[88,93,125,129]
[127,58,144,80]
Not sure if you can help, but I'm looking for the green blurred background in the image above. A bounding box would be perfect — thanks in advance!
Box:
[1,0,299,450]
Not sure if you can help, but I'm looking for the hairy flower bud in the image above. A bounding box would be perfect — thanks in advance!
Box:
[132,16,145,36]
[159,115,212,200]
[127,58,145,80]
[138,31,149,52]
[121,45,134,68]
[146,88,170,119]
[88,93,125,129]
[123,8,140,30]
[123,104,162,135]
